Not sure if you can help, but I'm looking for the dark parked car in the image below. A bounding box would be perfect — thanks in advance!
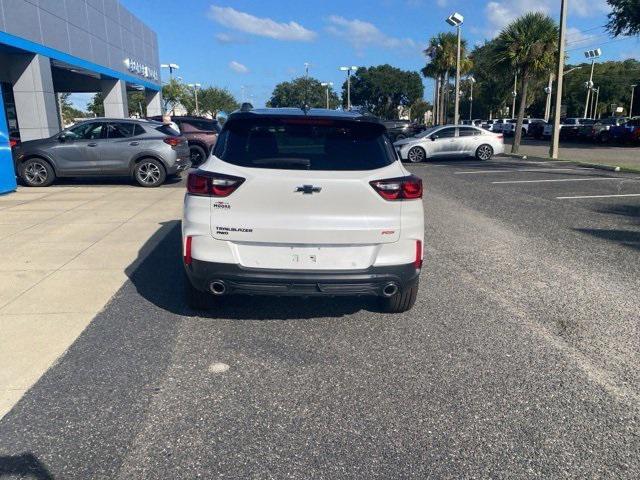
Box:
[528,121,547,139]
[610,117,640,143]
[383,120,425,142]
[586,117,629,143]
[149,116,220,166]
[12,118,190,188]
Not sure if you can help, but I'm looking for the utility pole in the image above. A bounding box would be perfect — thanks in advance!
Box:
[304,62,310,78]
[593,86,600,119]
[446,13,464,125]
[469,77,475,121]
[188,83,201,115]
[550,0,567,159]
[511,72,518,118]
[631,84,637,117]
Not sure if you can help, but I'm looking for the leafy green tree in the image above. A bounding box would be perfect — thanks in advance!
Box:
[162,78,186,114]
[409,99,432,123]
[346,65,423,119]
[128,91,147,117]
[58,93,87,125]
[198,87,239,118]
[606,0,640,36]
[493,12,558,153]
[86,92,105,117]
[267,77,340,109]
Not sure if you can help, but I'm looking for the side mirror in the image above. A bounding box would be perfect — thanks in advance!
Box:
[58,133,69,142]
[431,135,438,141]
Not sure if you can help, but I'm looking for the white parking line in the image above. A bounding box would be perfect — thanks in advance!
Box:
[556,193,640,200]
[492,178,626,184]
[455,168,578,174]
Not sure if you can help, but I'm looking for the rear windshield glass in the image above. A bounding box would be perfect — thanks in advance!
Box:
[155,125,180,136]
[214,118,394,171]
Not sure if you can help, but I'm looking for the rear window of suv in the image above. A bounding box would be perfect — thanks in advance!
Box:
[214,117,394,171]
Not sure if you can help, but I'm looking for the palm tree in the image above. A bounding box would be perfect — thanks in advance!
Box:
[422,32,472,124]
[493,12,558,153]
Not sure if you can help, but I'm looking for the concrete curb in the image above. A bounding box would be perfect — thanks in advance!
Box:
[501,153,624,173]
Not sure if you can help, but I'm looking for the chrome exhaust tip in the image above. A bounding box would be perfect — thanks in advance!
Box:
[210,280,227,296]
[382,283,399,298]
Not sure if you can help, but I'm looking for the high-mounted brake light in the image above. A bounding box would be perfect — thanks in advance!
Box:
[163,137,182,147]
[370,175,422,201]
[187,171,245,197]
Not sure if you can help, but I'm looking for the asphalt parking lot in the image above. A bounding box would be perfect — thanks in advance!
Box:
[0,158,639,478]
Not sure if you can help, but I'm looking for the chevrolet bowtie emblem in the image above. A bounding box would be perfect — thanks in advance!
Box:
[296,185,322,194]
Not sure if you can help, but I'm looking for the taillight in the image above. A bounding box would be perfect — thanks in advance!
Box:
[184,236,193,265]
[370,175,422,201]
[187,171,245,197]
[163,137,182,147]
[9,139,17,148]
[415,240,423,269]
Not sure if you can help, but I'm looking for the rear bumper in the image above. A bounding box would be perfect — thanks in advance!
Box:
[184,259,420,297]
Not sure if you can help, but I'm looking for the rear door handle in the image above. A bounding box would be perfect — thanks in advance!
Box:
[129,141,140,146]
[88,143,98,147]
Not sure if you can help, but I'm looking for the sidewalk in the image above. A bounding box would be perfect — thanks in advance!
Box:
[0,183,185,418]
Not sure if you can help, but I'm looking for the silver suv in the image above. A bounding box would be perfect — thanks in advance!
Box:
[13,118,191,187]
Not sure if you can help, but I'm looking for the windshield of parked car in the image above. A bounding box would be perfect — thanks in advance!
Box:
[214,117,394,171]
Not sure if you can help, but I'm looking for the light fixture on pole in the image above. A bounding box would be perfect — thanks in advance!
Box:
[320,82,333,109]
[188,83,201,115]
[550,0,568,159]
[161,63,180,79]
[340,66,359,110]
[468,76,475,121]
[631,84,637,117]
[446,12,464,125]
[583,48,601,118]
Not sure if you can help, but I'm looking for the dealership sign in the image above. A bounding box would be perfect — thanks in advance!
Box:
[124,58,159,81]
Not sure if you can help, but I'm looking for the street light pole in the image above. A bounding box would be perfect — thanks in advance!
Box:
[550,0,567,159]
[631,84,637,117]
[446,13,464,125]
[340,66,359,110]
[321,82,333,109]
[512,72,518,118]
[161,63,180,80]
[188,83,201,115]
[583,49,601,118]
[592,86,600,119]
[544,74,553,122]
[469,76,475,121]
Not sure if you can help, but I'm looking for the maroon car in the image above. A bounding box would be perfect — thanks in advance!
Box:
[149,116,220,166]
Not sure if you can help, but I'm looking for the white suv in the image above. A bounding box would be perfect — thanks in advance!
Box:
[182,108,424,313]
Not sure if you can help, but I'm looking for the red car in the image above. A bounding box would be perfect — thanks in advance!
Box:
[149,116,220,166]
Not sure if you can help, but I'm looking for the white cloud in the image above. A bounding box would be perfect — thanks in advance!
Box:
[208,6,316,42]
[484,0,608,38]
[229,60,249,74]
[326,15,417,53]
[215,32,248,44]
[436,0,448,7]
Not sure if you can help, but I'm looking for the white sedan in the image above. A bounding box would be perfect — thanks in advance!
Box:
[394,125,505,163]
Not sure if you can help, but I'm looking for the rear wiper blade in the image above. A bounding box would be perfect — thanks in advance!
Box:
[253,157,311,169]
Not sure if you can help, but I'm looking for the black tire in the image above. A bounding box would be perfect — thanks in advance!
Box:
[184,271,211,310]
[407,146,426,163]
[475,144,493,161]
[395,133,407,141]
[20,158,56,187]
[380,282,419,313]
[521,128,527,137]
[134,158,166,187]
[189,144,207,166]
[599,132,610,143]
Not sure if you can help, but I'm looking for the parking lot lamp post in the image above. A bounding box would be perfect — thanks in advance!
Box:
[161,63,180,80]
[340,66,359,110]
[511,72,518,119]
[631,85,637,117]
[446,13,464,125]
[321,82,333,109]
[544,74,553,122]
[593,86,600,119]
[468,76,475,121]
[583,49,601,118]
[550,0,567,159]
[188,83,201,115]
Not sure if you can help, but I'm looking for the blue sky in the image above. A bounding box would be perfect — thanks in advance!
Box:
[76,0,640,109]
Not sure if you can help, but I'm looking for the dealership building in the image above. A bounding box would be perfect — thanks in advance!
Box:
[0,0,162,193]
